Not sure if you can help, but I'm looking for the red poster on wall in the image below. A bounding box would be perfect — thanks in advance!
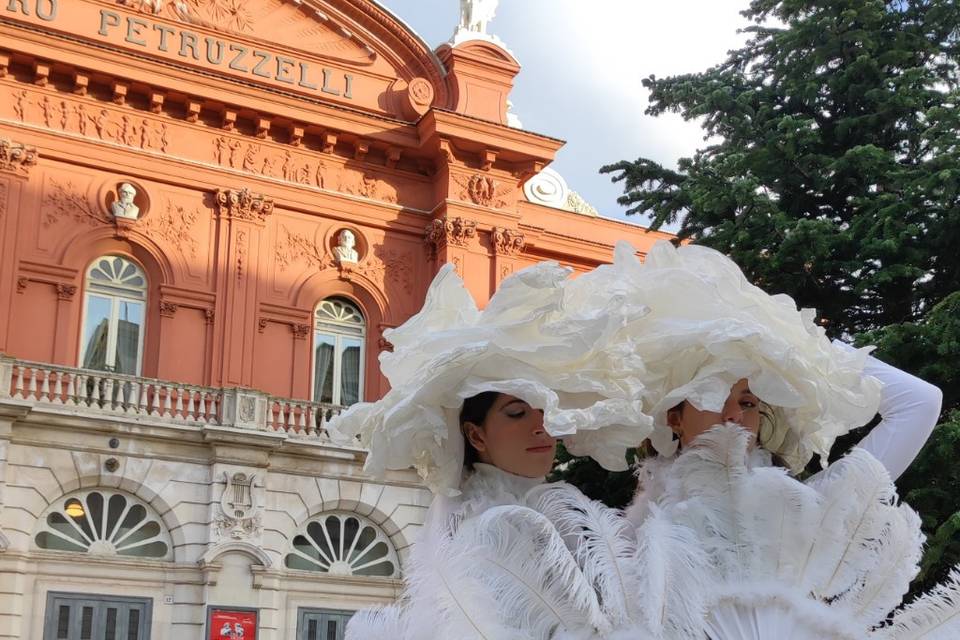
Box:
[208,608,258,640]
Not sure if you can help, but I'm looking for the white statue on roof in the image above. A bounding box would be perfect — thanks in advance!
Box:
[451,0,504,46]
[459,0,498,34]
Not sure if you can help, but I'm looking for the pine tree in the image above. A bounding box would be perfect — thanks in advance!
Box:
[561,0,960,593]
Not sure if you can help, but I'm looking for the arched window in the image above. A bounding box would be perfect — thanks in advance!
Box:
[313,298,365,406]
[285,512,398,577]
[34,489,173,560]
[79,256,147,375]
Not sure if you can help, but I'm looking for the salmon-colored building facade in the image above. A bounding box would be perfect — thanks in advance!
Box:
[0,1,671,638]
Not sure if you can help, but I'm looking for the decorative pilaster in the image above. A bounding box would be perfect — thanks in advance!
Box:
[213,188,274,387]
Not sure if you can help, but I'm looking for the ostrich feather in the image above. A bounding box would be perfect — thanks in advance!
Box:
[458,504,611,638]
[402,507,532,640]
[634,504,710,639]
[798,448,898,597]
[530,483,644,627]
[660,425,753,582]
[344,605,407,640]
[739,464,822,583]
[876,567,960,640]
[844,503,924,627]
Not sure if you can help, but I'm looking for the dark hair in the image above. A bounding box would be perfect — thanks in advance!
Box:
[459,391,500,469]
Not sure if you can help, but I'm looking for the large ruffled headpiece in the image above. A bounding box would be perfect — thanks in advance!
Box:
[569,240,882,472]
[329,262,654,495]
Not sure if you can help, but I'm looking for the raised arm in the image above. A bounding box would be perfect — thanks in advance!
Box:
[836,340,943,480]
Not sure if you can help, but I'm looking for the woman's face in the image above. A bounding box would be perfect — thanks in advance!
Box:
[668,378,762,447]
[463,394,557,478]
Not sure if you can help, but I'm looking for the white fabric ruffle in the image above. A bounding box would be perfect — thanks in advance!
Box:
[329,262,654,495]
[569,240,884,471]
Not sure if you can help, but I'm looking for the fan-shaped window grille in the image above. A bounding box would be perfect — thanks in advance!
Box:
[80,256,147,376]
[312,298,365,407]
[34,489,172,560]
[285,512,398,578]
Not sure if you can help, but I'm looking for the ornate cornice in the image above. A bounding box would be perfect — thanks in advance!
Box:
[215,188,274,224]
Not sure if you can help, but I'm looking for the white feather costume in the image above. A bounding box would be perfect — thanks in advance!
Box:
[628,425,960,639]
[347,461,710,640]
[605,239,951,638]
[337,262,706,639]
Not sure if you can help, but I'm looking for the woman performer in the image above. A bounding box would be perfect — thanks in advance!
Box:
[583,240,957,639]
[333,261,705,639]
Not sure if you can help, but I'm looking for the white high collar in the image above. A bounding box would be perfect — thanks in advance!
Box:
[454,463,546,522]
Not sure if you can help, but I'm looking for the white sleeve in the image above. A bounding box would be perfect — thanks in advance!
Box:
[834,339,943,480]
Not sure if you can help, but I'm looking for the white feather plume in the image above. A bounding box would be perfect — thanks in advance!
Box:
[529,483,645,627]
[659,424,753,582]
[402,507,531,640]
[633,503,710,639]
[876,567,960,640]
[739,464,823,582]
[344,605,407,640]
[845,503,925,627]
[798,448,899,598]
[458,504,611,638]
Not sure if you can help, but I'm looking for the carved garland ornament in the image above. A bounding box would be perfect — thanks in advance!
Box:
[140,201,201,257]
[43,179,111,228]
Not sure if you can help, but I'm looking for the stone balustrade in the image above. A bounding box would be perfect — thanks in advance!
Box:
[0,356,346,443]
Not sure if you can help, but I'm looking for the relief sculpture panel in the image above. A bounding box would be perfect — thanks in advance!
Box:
[1,84,423,209]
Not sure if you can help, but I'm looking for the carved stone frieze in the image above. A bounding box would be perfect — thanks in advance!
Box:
[424,216,477,257]
[43,179,111,227]
[140,201,201,257]
[216,188,274,224]
[492,227,525,256]
[453,173,514,208]
[12,89,169,153]
[0,138,38,177]
[211,135,400,205]
[159,301,178,317]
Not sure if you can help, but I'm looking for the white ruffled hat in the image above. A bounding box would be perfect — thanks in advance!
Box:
[329,261,654,495]
[568,240,883,472]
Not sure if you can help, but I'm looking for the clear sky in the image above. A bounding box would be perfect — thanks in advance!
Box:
[377,0,752,227]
